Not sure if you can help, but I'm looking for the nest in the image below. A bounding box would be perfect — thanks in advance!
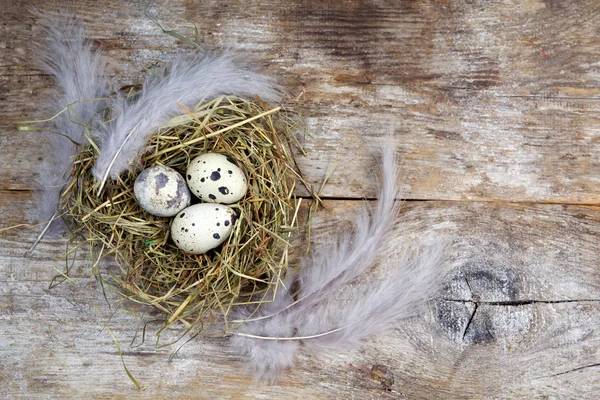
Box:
[60,96,306,328]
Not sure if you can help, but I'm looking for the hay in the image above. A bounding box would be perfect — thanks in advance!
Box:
[60,95,307,330]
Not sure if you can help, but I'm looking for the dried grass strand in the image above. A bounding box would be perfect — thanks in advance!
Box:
[60,96,307,330]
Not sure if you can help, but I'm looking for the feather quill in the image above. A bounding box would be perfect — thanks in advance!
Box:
[31,11,108,230]
[92,51,282,187]
[229,276,299,378]
[229,144,448,380]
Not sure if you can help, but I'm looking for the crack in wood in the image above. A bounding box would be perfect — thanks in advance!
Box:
[295,196,444,202]
[461,302,477,340]
[462,269,474,301]
[294,195,600,207]
[441,299,600,306]
[550,362,600,377]
[445,278,600,340]
[460,270,476,340]
[4,188,600,207]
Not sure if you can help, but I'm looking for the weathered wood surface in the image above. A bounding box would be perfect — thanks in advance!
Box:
[1,0,599,398]
[3,0,600,202]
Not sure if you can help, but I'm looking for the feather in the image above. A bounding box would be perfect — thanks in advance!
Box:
[228,276,299,380]
[293,142,400,311]
[31,11,108,231]
[91,51,282,188]
[300,243,447,352]
[229,143,448,380]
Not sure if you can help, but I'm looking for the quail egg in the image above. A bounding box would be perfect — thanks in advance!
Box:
[186,153,247,204]
[134,165,191,217]
[170,203,238,254]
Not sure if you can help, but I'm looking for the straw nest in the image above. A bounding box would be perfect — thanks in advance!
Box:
[60,96,306,328]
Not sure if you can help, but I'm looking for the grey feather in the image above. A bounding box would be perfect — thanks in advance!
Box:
[92,51,282,184]
[300,243,447,352]
[228,276,299,381]
[229,143,448,380]
[294,142,400,310]
[31,11,108,230]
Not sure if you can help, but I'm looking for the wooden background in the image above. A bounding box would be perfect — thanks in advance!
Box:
[1,0,599,398]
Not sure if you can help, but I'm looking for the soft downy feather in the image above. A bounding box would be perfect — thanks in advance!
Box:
[31,11,108,231]
[229,143,448,380]
[293,141,400,310]
[91,51,282,187]
[299,243,446,352]
[229,275,300,379]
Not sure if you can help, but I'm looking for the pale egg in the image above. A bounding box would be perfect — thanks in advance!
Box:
[171,203,238,254]
[186,153,247,204]
[134,165,191,217]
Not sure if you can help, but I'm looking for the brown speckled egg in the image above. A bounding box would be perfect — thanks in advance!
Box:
[186,153,247,204]
[170,204,237,254]
[134,165,191,217]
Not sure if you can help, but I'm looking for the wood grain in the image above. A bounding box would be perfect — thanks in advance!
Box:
[2,192,600,398]
[1,0,598,202]
[1,0,599,398]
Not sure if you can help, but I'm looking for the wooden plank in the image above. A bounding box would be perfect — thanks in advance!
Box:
[3,0,600,93]
[1,0,599,398]
[2,191,599,398]
[4,88,600,201]
[0,1,599,202]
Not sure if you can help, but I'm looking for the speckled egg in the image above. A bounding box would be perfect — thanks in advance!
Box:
[171,204,238,254]
[134,165,191,217]
[186,153,248,204]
